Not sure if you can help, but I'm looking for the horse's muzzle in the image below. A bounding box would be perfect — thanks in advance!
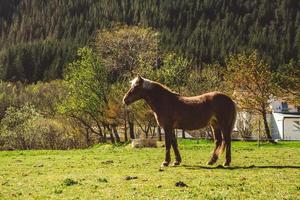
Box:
[123,96,129,105]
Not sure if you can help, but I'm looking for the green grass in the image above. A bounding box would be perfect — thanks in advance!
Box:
[0,140,300,200]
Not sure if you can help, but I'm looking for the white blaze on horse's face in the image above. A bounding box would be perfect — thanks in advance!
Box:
[123,75,153,105]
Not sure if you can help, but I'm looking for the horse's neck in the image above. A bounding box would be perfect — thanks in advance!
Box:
[143,86,176,113]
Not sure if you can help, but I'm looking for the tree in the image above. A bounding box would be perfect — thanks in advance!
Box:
[94,25,159,82]
[273,60,300,105]
[94,26,160,140]
[59,47,109,143]
[185,64,224,96]
[154,53,190,92]
[224,51,278,142]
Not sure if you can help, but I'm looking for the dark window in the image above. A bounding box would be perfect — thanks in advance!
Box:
[282,102,288,112]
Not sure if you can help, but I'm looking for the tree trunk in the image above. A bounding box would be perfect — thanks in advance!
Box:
[85,128,91,146]
[124,118,128,142]
[110,133,115,144]
[112,125,120,143]
[103,131,107,142]
[261,108,275,143]
[102,125,108,143]
[145,124,151,138]
[98,126,105,143]
[129,121,135,139]
[109,126,115,144]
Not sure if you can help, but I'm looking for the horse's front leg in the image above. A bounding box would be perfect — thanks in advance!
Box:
[171,129,181,166]
[161,128,172,167]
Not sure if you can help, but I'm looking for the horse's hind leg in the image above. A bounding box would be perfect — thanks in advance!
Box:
[207,124,222,165]
[222,128,231,166]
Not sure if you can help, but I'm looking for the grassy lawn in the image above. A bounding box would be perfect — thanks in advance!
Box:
[0,140,300,200]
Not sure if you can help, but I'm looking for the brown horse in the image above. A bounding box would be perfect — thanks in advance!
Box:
[123,75,236,167]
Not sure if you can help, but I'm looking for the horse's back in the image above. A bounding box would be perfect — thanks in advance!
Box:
[173,92,236,130]
[180,91,234,107]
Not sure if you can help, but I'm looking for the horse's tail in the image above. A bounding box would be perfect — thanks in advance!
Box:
[217,100,237,156]
[230,101,237,135]
[216,141,225,155]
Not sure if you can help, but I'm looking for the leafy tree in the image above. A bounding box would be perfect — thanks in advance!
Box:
[154,53,190,92]
[94,26,160,140]
[95,25,159,82]
[185,64,224,96]
[60,47,109,142]
[273,60,300,104]
[224,51,278,142]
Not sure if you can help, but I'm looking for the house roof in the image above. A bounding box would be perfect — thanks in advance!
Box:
[272,112,300,118]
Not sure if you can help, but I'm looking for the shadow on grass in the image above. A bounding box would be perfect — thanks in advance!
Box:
[183,164,300,170]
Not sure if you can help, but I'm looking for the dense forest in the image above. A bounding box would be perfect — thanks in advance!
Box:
[0,0,299,82]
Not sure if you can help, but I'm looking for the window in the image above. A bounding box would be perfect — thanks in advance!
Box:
[282,102,288,112]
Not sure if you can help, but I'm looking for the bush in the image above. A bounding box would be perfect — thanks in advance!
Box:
[0,104,87,150]
[0,104,43,150]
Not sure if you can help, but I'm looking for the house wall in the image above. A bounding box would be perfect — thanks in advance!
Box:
[271,100,299,113]
[271,113,300,140]
[283,118,300,140]
[270,113,283,139]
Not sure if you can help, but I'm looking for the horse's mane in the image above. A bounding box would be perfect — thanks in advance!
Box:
[151,80,180,96]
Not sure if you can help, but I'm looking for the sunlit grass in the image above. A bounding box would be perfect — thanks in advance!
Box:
[0,140,299,199]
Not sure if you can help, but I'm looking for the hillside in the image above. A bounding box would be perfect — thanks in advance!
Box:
[0,0,299,82]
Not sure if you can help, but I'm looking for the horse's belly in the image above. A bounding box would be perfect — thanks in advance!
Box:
[173,116,211,130]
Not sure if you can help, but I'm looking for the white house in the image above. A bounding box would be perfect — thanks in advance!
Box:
[270,100,300,140]
[270,100,300,113]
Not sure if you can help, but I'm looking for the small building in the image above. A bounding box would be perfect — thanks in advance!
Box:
[270,100,300,140]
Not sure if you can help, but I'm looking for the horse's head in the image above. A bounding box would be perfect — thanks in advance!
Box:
[123,75,149,105]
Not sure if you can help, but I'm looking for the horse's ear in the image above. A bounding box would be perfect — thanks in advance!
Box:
[137,74,144,82]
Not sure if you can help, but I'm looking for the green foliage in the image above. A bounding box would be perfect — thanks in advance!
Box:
[24,80,68,116]
[224,51,277,112]
[61,47,108,114]
[273,60,300,104]
[0,81,89,150]
[0,105,88,150]
[155,53,190,90]
[1,0,299,82]
[58,47,112,143]
[0,81,24,119]
[0,40,80,82]
[0,104,43,149]
[0,80,67,119]
[184,65,225,95]
[95,25,158,82]
[223,51,278,140]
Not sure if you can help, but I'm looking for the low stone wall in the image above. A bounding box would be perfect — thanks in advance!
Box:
[131,138,157,148]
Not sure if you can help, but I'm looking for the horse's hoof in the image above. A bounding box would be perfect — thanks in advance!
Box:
[171,161,181,167]
[223,162,230,167]
[161,161,169,167]
[207,160,216,165]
